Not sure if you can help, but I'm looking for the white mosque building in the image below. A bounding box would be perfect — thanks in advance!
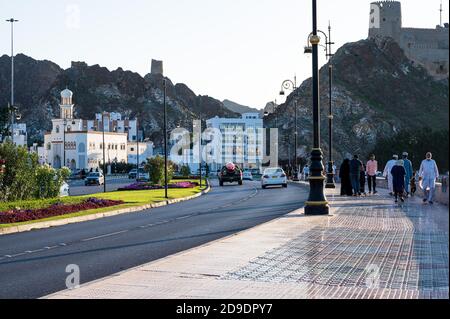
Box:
[44,88,152,170]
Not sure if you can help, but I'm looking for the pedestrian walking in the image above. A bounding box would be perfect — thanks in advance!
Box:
[366,154,378,194]
[419,152,439,205]
[391,160,406,203]
[410,172,417,196]
[302,165,310,181]
[350,155,363,196]
[383,155,398,195]
[359,164,367,196]
[402,152,413,196]
[339,159,353,196]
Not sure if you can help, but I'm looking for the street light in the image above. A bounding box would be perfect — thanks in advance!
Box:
[163,79,168,199]
[194,115,203,188]
[6,18,18,145]
[102,112,107,193]
[279,77,299,181]
[136,117,140,182]
[63,118,67,167]
[304,21,336,189]
[304,0,329,215]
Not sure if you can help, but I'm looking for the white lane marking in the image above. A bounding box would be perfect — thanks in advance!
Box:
[81,230,128,242]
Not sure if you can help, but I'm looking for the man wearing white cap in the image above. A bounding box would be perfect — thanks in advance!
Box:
[402,152,413,196]
[419,152,439,205]
[383,155,398,195]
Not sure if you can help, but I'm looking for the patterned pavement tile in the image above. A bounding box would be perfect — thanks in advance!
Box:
[222,193,449,299]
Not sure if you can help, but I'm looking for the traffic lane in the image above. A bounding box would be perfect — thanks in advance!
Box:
[0,180,257,260]
[68,177,132,196]
[0,182,307,298]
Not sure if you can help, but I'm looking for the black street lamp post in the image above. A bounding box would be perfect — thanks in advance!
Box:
[136,117,140,182]
[305,22,335,189]
[163,79,168,199]
[304,0,329,215]
[102,112,107,193]
[63,118,67,167]
[279,77,299,180]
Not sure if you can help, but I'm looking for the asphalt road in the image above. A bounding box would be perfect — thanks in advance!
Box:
[68,176,133,196]
[0,180,308,299]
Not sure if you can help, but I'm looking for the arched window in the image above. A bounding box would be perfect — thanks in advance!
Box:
[56,125,60,133]
[47,143,51,150]
[78,142,86,153]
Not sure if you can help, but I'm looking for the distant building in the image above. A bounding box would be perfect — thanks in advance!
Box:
[44,89,133,170]
[206,113,264,172]
[368,1,449,79]
[127,141,154,166]
[11,123,27,147]
[151,59,164,75]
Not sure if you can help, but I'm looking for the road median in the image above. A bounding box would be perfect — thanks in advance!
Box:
[0,180,211,236]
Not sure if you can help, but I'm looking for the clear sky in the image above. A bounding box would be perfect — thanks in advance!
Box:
[0,0,447,109]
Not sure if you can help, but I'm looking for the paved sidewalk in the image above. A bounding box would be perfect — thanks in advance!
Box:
[46,185,449,299]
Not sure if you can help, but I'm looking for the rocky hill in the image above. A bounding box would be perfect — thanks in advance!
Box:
[267,37,449,164]
[222,99,262,116]
[0,54,239,145]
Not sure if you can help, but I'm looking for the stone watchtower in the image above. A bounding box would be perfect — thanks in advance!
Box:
[151,59,164,75]
[369,1,402,42]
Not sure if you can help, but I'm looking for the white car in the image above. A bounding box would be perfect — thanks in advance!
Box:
[60,181,70,197]
[243,171,253,181]
[261,167,288,189]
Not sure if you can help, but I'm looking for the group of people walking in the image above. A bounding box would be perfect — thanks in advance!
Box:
[339,152,440,204]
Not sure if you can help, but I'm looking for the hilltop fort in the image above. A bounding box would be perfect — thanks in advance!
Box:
[369,0,449,79]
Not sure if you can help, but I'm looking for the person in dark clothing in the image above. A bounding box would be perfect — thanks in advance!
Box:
[410,172,417,196]
[360,164,367,196]
[349,155,363,196]
[339,159,353,196]
[391,160,406,203]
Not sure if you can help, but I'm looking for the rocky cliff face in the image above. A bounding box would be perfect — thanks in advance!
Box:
[0,55,239,145]
[267,37,449,163]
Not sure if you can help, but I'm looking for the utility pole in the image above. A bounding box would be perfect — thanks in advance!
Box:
[440,0,443,26]
[6,18,18,145]
[304,0,329,216]
[163,79,168,199]
[136,117,139,182]
[102,112,106,193]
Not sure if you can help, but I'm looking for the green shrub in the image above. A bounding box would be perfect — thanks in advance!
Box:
[180,165,191,178]
[0,141,38,201]
[144,155,175,185]
[0,142,71,202]
[35,165,70,199]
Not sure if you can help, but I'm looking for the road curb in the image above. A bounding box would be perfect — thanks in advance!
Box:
[0,181,211,236]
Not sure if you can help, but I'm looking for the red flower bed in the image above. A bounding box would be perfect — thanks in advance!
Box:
[0,198,124,224]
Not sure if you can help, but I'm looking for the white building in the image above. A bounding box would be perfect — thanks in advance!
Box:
[44,89,129,170]
[11,123,27,147]
[127,141,154,166]
[206,113,264,172]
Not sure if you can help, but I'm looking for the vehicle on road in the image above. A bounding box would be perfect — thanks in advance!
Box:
[128,168,149,181]
[243,170,253,181]
[84,172,105,186]
[69,169,85,180]
[59,181,70,197]
[261,167,288,189]
[219,163,243,186]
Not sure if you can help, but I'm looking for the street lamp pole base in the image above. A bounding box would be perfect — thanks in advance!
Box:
[305,148,329,216]
[325,161,336,189]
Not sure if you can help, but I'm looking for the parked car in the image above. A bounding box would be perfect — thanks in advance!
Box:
[85,172,105,186]
[243,170,253,181]
[261,167,287,189]
[129,168,149,181]
[218,163,243,186]
[69,169,83,180]
[59,181,70,197]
